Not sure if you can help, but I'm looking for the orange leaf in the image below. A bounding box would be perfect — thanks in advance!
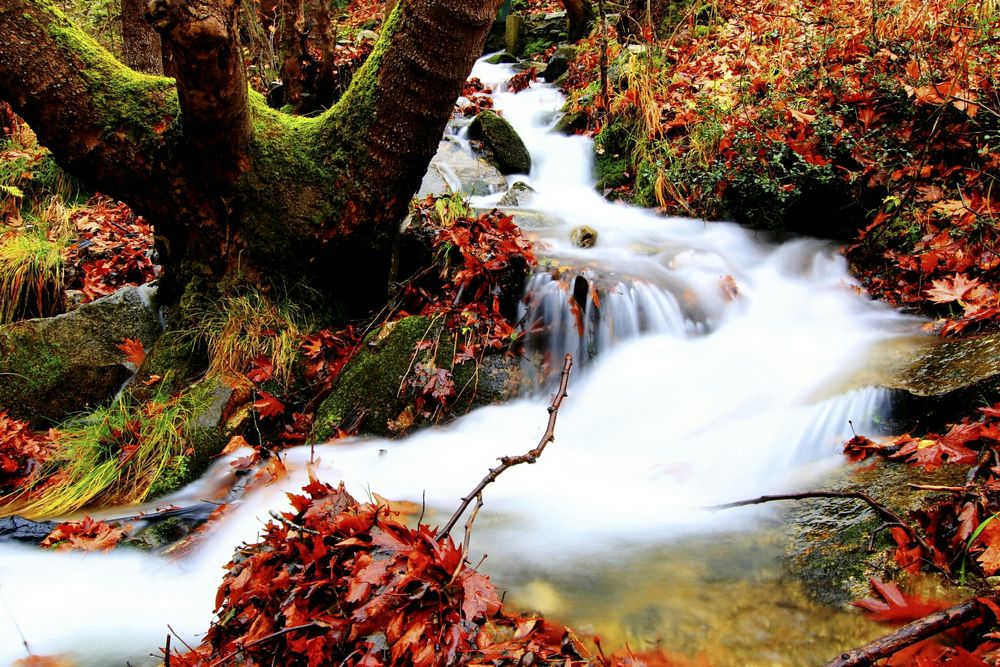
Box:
[116,337,146,367]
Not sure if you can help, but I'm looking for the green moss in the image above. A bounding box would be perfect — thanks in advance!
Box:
[312,316,440,440]
[594,118,635,190]
[44,1,182,151]
[0,328,68,420]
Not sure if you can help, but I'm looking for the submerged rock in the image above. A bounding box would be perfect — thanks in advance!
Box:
[0,285,163,425]
[784,461,964,606]
[416,137,508,199]
[469,110,532,176]
[570,225,598,248]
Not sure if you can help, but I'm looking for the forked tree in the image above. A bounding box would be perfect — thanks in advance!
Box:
[0,0,502,313]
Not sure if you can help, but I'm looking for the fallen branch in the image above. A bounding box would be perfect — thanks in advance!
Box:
[826,596,989,667]
[436,353,573,541]
[712,491,935,561]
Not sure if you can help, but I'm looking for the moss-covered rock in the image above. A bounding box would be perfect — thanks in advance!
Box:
[311,316,522,441]
[785,461,966,606]
[553,110,587,135]
[469,110,532,176]
[594,117,634,192]
[852,332,1000,432]
[485,52,519,65]
[0,285,163,425]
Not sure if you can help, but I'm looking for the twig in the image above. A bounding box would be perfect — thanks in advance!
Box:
[164,634,171,667]
[712,491,935,562]
[826,597,988,666]
[167,624,196,653]
[208,622,321,667]
[436,353,573,541]
[462,493,484,556]
[908,484,966,492]
[0,587,31,657]
[269,510,320,535]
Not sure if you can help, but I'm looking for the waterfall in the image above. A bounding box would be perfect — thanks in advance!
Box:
[0,57,925,666]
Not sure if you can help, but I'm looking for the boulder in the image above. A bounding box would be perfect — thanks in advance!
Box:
[469,110,532,176]
[311,316,524,441]
[497,181,535,207]
[0,285,163,425]
[0,516,56,545]
[542,54,569,82]
[416,137,508,198]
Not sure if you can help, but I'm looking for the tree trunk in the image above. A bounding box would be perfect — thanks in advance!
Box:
[0,0,502,310]
[121,0,164,74]
[562,0,595,41]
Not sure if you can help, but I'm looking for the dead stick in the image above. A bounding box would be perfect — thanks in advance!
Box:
[207,622,321,667]
[826,597,987,667]
[436,353,573,541]
[908,484,966,492]
[712,491,935,561]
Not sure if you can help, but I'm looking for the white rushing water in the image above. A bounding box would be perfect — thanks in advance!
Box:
[0,58,924,665]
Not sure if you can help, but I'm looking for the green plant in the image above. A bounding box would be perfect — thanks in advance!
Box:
[183,287,314,386]
[0,198,73,323]
[7,385,194,518]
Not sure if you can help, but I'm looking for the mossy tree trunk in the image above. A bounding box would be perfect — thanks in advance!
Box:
[0,0,502,311]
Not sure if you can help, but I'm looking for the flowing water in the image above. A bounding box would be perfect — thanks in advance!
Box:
[0,59,930,665]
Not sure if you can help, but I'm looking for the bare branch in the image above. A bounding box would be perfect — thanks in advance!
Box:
[436,354,573,541]
[827,596,989,667]
[712,491,936,562]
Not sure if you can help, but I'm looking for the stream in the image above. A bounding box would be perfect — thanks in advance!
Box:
[0,58,931,665]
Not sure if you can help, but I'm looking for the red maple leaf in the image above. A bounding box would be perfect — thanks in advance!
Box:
[253,391,285,419]
[852,578,949,623]
[117,337,146,367]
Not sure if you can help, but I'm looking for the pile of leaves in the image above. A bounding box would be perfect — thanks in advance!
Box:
[63,196,157,302]
[0,411,56,494]
[400,198,535,362]
[40,515,128,552]
[561,0,998,330]
[168,477,594,666]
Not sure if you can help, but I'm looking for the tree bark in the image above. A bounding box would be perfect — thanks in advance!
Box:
[562,0,594,42]
[121,0,164,74]
[0,0,502,310]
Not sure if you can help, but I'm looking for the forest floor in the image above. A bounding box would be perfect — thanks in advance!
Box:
[2,0,1000,665]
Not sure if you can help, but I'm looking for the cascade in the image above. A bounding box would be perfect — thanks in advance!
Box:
[0,57,926,665]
